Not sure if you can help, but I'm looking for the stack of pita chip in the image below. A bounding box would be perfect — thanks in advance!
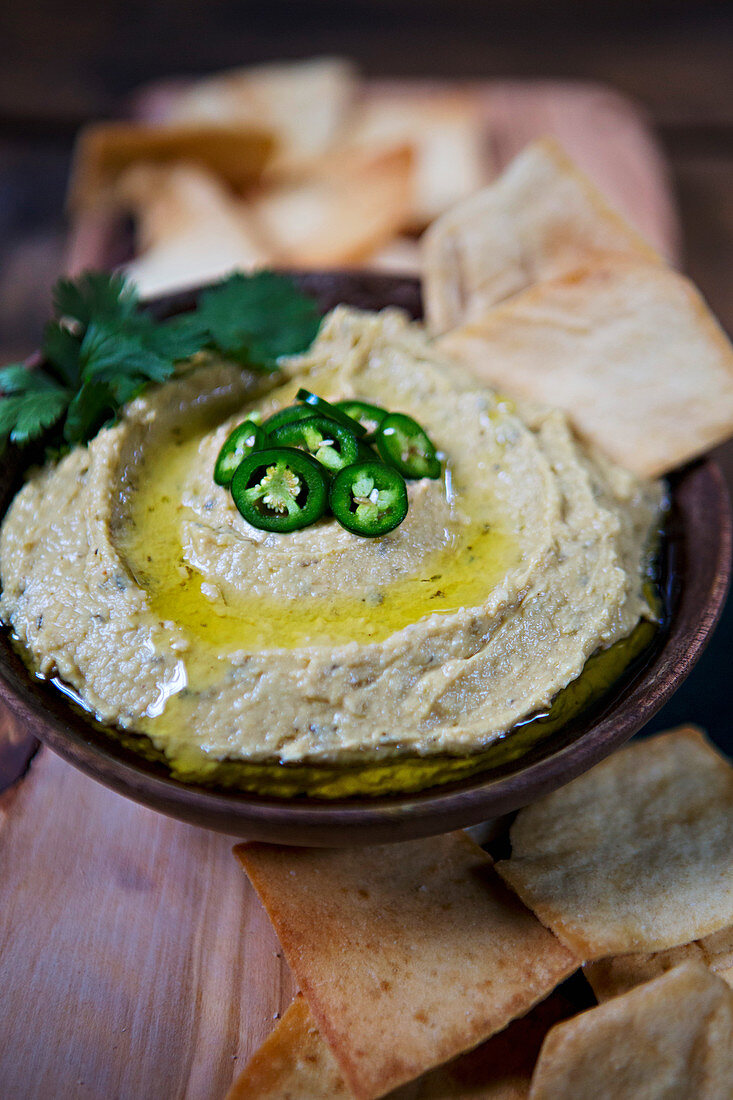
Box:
[221,143,733,1095]
[69,85,733,478]
[425,137,733,478]
[228,728,732,1098]
[67,57,494,298]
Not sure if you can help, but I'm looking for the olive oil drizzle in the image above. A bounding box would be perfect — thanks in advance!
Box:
[85,617,658,799]
[118,424,519,655]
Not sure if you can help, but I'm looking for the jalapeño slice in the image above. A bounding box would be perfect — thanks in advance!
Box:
[295,388,367,437]
[269,415,359,473]
[335,399,388,441]
[376,412,441,480]
[261,403,317,434]
[231,446,328,533]
[214,420,266,487]
[330,461,408,537]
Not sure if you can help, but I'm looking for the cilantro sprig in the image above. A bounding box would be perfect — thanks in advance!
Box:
[196,272,322,370]
[0,270,321,456]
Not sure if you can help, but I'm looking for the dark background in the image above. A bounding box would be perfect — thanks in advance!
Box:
[1,0,731,753]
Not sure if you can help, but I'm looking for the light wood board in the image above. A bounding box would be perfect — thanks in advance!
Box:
[0,749,297,1099]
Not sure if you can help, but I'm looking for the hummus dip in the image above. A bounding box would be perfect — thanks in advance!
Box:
[0,307,664,782]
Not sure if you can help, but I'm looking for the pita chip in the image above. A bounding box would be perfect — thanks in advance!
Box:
[235,832,578,1100]
[528,962,733,1099]
[350,90,490,227]
[584,925,733,1003]
[438,258,733,477]
[226,994,351,1100]
[367,235,422,275]
[496,728,733,961]
[250,146,413,267]
[165,56,357,171]
[229,987,578,1100]
[67,120,274,212]
[399,987,579,1100]
[422,137,659,334]
[116,163,269,297]
[700,925,733,988]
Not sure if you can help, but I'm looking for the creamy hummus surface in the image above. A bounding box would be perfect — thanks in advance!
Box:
[0,307,664,773]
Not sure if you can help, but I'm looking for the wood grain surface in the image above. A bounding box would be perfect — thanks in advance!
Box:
[0,750,297,1100]
[0,81,676,1099]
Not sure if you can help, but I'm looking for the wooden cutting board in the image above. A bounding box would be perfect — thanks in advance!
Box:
[0,80,678,1100]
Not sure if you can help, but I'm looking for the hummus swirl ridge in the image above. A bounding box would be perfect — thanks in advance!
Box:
[0,307,664,771]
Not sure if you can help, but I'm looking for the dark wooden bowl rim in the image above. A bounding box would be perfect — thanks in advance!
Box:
[0,272,730,844]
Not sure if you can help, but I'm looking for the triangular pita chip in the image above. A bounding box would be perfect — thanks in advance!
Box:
[584,924,733,1002]
[400,986,579,1100]
[528,962,733,1099]
[496,727,733,960]
[438,258,733,477]
[116,163,269,298]
[225,994,351,1100]
[422,137,659,334]
[699,925,733,988]
[67,120,274,212]
[366,235,422,275]
[349,89,490,227]
[250,146,414,267]
[228,987,578,1100]
[165,56,358,171]
[235,833,578,1100]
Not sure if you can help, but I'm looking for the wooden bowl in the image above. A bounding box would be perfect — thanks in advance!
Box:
[0,273,730,845]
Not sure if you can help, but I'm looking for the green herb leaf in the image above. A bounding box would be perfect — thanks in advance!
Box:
[80,322,175,389]
[63,379,141,445]
[1,269,321,457]
[196,272,321,370]
[0,366,71,449]
[0,365,41,395]
[53,271,139,328]
[131,312,211,363]
[41,321,82,387]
